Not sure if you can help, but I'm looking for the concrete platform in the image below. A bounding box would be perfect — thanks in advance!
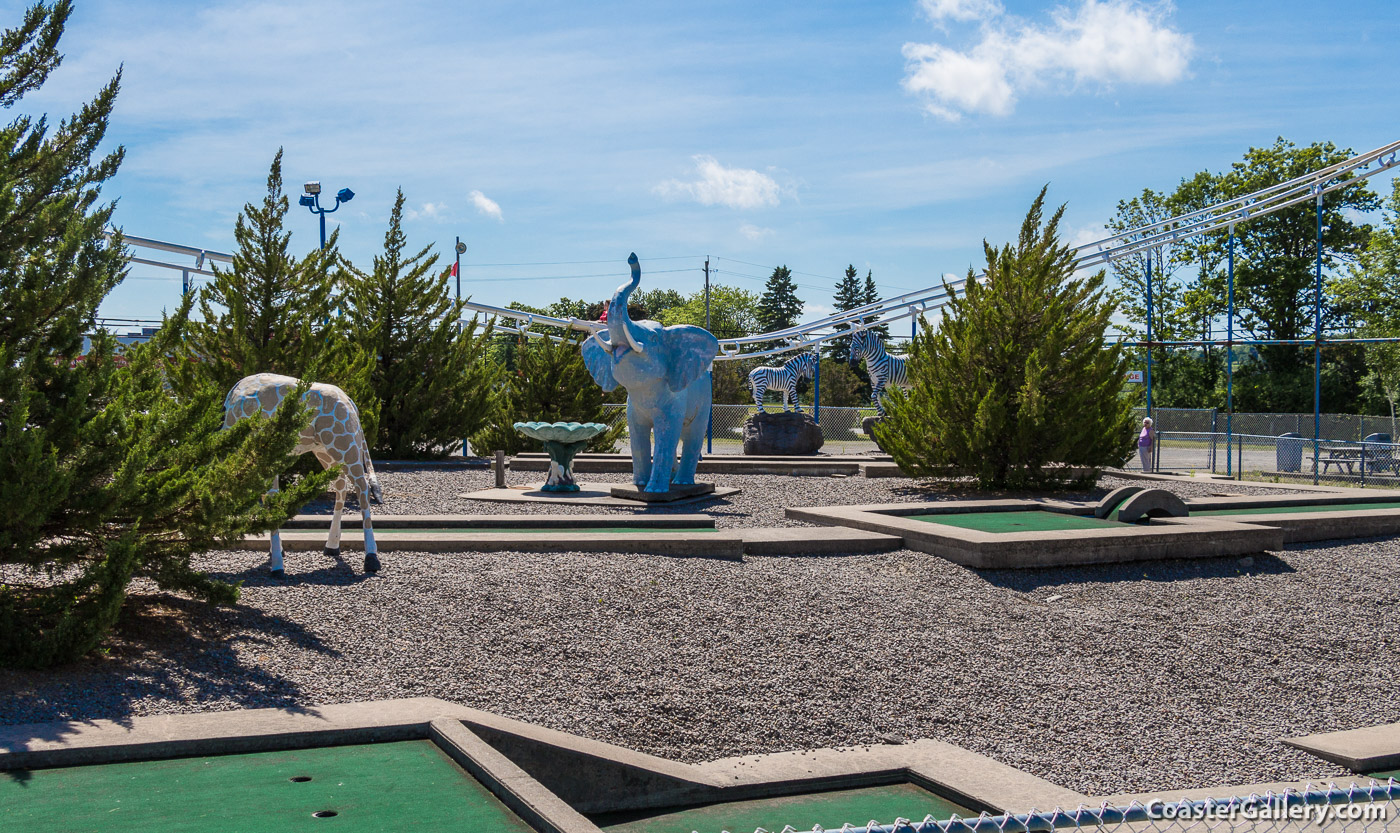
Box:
[460,484,740,507]
[786,500,1284,569]
[0,698,1086,817]
[252,529,745,559]
[1284,722,1400,773]
[509,454,882,477]
[739,526,904,556]
[609,482,716,503]
[283,514,716,530]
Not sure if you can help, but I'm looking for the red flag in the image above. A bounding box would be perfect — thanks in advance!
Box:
[450,261,459,277]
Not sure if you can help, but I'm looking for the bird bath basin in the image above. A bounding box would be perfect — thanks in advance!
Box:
[513,421,609,492]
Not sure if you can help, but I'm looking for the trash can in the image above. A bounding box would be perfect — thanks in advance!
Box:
[1276,432,1304,472]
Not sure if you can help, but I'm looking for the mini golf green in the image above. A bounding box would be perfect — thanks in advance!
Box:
[1194,501,1400,516]
[907,510,1124,533]
[370,527,717,535]
[0,740,536,833]
[1369,769,1400,781]
[593,783,973,833]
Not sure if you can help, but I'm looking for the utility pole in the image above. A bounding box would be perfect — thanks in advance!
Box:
[704,256,711,331]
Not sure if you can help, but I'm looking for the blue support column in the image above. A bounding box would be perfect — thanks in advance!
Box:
[813,357,821,424]
[1226,226,1235,477]
[1144,252,1154,417]
[1313,190,1323,485]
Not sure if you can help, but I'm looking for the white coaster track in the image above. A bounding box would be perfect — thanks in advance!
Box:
[111,139,1398,360]
[459,138,1399,361]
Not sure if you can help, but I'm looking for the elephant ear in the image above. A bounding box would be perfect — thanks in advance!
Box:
[580,334,619,391]
[657,325,720,392]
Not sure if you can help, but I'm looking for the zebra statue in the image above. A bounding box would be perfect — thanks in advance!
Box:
[848,328,908,418]
[748,351,818,413]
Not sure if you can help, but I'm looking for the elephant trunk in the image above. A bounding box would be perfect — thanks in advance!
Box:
[608,253,646,354]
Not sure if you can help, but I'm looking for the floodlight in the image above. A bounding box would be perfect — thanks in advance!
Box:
[336,188,354,203]
[304,181,322,196]
[298,194,316,208]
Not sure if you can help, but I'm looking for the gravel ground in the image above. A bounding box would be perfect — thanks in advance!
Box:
[330,468,1317,529]
[3,472,1397,800]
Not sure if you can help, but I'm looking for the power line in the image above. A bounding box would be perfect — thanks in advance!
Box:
[711,256,920,293]
[463,255,701,267]
[462,267,696,284]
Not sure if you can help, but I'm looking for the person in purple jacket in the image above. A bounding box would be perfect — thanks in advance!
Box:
[1138,417,1154,472]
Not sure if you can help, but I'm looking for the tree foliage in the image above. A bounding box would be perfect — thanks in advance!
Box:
[0,2,327,667]
[876,189,1135,489]
[756,265,802,338]
[340,190,498,458]
[469,333,625,455]
[184,150,378,438]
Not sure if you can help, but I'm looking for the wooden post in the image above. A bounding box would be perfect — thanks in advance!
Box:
[494,450,506,489]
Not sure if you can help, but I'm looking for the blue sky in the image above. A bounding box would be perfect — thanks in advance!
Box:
[16,0,1400,328]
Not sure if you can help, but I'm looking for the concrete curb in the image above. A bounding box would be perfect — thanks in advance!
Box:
[1283,722,1400,773]
[0,698,1089,816]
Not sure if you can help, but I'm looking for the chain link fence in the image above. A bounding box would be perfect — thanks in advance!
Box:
[1142,431,1400,488]
[739,781,1399,832]
[603,404,883,455]
[1140,408,1400,444]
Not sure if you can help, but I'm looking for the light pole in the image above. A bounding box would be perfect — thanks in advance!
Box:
[454,238,467,333]
[298,181,354,250]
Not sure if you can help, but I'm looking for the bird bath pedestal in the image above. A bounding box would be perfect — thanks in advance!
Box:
[513,422,609,492]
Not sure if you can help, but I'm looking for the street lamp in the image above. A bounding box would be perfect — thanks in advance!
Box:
[298,181,354,250]
[454,238,467,304]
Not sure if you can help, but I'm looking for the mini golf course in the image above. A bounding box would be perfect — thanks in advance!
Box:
[0,740,536,833]
[593,783,972,833]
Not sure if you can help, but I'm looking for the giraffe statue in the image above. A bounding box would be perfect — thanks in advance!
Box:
[223,373,383,577]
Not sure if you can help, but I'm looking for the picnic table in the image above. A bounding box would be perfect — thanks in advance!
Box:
[1315,443,1399,476]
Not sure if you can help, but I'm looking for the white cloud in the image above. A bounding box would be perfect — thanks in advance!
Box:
[919,0,1003,22]
[655,155,782,210]
[739,223,775,241]
[404,201,448,221]
[469,190,503,222]
[902,0,1194,120]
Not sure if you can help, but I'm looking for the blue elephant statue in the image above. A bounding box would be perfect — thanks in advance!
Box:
[582,254,720,493]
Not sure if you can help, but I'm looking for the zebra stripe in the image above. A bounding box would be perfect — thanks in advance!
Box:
[748,351,818,412]
[847,330,908,417]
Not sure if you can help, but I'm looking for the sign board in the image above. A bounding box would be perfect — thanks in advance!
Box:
[1125,370,1144,384]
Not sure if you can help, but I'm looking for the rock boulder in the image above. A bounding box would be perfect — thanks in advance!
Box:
[743,411,824,456]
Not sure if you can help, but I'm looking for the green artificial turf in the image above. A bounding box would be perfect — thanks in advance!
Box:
[906,510,1123,533]
[0,741,535,833]
[1194,501,1400,516]
[595,783,972,833]
[373,527,716,534]
[1367,770,1399,780]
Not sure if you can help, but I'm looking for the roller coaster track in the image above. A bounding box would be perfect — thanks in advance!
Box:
[459,138,1399,361]
[113,139,1398,359]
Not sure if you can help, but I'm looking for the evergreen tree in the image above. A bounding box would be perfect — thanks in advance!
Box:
[823,265,865,363]
[860,270,890,342]
[340,190,498,458]
[0,2,328,667]
[184,150,377,438]
[875,188,1135,489]
[469,333,625,455]
[756,265,802,339]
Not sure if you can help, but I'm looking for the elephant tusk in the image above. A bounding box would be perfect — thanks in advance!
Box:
[623,325,645,354]
[590,330,611,351]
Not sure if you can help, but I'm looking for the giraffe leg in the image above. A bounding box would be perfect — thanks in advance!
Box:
[267,475,285,577]
[325,483,346,558]
[361,485,380,573]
